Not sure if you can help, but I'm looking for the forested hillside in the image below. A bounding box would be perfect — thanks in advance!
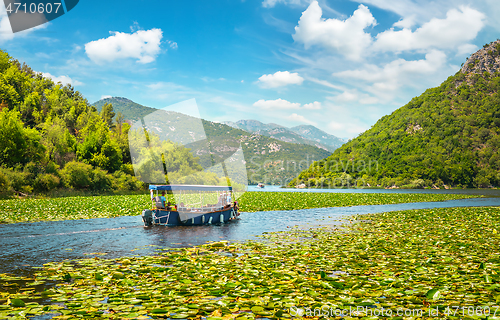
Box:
[0,50,213,195]
[93,97,157,121]
[291,40,500,189]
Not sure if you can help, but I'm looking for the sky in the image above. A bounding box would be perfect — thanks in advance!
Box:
[1,0,499,139]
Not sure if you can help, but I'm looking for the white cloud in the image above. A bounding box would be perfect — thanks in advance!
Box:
[334,91,358,103]
[457,43,479,56]
[100,95,112,100]
[322,101,372,137]
[359,96,380,105]
[262,0,312,8]
[336,50,447,82]
[303,101,322,109]
[167,40,178,50]
[329,90,380,105]
[258,71,304,88]
[334,50,447,97]
[293,1,376,61]
[253,98,301,109]
[393,15,417,29]
[207,96,248,112]
[305,76,346,91]
[287,113,317,125]
[351,0,434,26]
[328,120,367,136]
[373,6,485,53]
[352,0,498,32]
[130,21,140,32]
[85,28,163,64]
[146,82,198,102]
[253,98,322,111]
[43,73,83,86]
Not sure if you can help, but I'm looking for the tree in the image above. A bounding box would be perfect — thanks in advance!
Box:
[0,109,44,167]
[76,113,123,172]
[115,112,124,134]
[100,103,115,128]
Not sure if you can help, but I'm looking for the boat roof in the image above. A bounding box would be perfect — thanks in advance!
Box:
[149,184,233,191]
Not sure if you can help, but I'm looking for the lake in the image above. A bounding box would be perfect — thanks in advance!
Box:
[1,188,500,275]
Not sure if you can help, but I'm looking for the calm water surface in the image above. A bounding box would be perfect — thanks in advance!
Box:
[1,189,500,275]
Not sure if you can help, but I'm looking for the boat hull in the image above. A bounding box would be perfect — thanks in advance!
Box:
[144,207,238,226]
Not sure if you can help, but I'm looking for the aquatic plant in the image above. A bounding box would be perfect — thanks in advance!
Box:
[237,192,477,212]
[1,206,499,319]
[0,192,476,224]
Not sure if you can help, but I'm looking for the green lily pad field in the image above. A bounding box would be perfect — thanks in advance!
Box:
[0,192,477,224]
[236,192,477,212]
[2,206,500,319]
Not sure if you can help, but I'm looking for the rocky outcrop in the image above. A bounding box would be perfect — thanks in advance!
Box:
[458,40,500,86]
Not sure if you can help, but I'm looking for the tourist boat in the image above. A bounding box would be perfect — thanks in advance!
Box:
[142,185,239,226]
[257,183,265,188]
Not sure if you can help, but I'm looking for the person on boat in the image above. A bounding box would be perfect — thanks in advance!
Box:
[227,193,232,206]
[234,201,239,214]
[166,202,172,210]
[160,191,166,208]
[217,193,223,208]
[174,204,178,211]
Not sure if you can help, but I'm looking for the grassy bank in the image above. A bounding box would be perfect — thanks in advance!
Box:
[0,192,478,224]
[1,206,500,319]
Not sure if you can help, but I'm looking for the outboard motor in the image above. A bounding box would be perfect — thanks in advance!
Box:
[142,209,153,227]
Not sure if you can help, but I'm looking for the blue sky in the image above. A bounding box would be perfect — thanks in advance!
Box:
[1,0,499,138]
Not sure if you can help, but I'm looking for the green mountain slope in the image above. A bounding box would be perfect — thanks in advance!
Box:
[93,98,331,185]
[93,97,157,120]
[291,40,500,189]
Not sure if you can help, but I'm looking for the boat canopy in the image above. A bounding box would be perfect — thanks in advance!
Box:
[149,184,233,192]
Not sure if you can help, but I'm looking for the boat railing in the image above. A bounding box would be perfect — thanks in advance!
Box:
[155,205,229,213]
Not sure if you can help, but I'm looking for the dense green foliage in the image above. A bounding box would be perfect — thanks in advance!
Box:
[236,192,476,212]
[0,50,218,195]
[0,50,144,194]
[292,42,500,189]
[2,206,500,318]
[0,194,147,223]
[92,97,158,121]
[0,192,475,223]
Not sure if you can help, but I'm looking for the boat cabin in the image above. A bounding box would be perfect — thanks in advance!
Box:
[143,184,239,226]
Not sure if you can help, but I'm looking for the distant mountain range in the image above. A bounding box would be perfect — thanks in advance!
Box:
[92,97,332,185]
[93,98,345,153]
[223,120,346,152]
